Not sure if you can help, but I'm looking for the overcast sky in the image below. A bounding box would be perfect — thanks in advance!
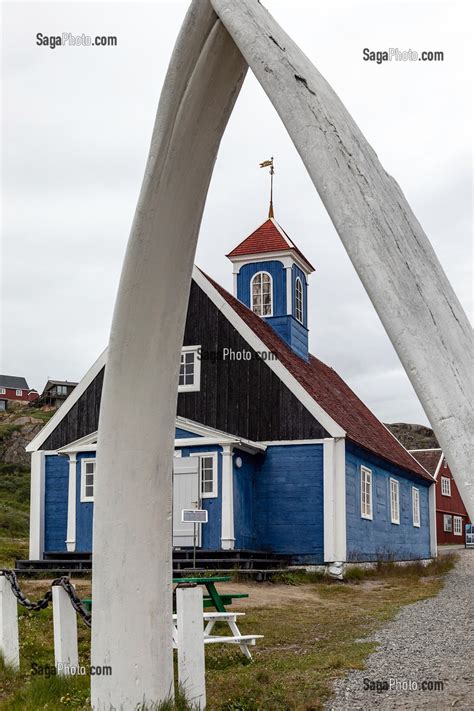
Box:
[1,0,472,425]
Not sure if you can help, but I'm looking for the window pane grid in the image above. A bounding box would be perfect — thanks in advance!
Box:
[361,467,372,519]
[412,487,420,527]
[453,516,462,535]
[295,278,303,323]
[179,351,195,386]
[251,272,272,316]
[441,476,451,496]
[390,479,400,523]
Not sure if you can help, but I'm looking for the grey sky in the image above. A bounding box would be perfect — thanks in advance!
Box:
[1,0,472,426]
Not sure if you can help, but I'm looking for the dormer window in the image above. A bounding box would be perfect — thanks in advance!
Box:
[251,272,272,317]
[295,277,304,323]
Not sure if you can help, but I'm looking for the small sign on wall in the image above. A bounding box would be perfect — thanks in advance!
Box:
[182,509,208,523]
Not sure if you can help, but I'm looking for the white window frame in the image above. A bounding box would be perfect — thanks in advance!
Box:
[56,385,67,395]
[190,451,218,499]
[390,478,400,524]
[178,346,201,393]
[453,516,462,536]
[80,458,96,502]
[0,388,5,395]
[412,487,420,527]
[360,466,373,520]
[441,476,451,497]
[250,271,273,317]
[15,389,22,396]
[443,514,452,532]
[295,276,304,323]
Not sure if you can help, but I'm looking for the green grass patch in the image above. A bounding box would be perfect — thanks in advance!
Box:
[0,465,30,541]
[28,409,56,424]
[0,424,21,442]
[0,556,456,710]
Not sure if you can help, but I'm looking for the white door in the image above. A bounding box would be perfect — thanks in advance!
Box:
[173,456,200,547]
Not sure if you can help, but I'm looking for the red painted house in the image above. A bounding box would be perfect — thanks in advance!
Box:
[410,449,471,545]
[0,374,38,411]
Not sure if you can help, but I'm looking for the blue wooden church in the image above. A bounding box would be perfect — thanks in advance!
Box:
[26,215,436,567]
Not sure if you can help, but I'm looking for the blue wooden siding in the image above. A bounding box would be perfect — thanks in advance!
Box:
[44,455,69,553]
[345,442,431,561]
[175,427,202,439]
[75,453,94,552]
[255,444,324,563]
[177,444,222,549]
[237,261,286,314]
[233,449,260,549]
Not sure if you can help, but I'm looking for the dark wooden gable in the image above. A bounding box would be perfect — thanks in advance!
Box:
[178,282,328,441]
[41,281,328,450]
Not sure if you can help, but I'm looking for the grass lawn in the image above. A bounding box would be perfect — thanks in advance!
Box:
[0,556,456,710]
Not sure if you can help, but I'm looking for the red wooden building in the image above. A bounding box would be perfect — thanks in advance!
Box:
[0,374,38,411]
[411,448,471,545]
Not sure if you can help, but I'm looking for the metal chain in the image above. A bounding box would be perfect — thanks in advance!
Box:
[0,570,91,627]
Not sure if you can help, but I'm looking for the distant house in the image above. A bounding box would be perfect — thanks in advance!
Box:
[36,380,78,409]
[410,449,471,545]
[0,374,38,411]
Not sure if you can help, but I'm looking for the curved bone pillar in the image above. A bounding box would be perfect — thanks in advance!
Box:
[91,2,246,707]
[211,0,473,517]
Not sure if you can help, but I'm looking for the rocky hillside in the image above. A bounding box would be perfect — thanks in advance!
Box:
[0,407,54,466]
[385,422,438,451]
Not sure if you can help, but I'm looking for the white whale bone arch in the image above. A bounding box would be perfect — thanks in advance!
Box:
[92,0,473,707]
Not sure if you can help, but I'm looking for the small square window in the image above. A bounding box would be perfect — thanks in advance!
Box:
[81,459,95,502]
[441,476,451,496]
[178,347,201,392]
[15,389,22,396]
[0,388,6,395]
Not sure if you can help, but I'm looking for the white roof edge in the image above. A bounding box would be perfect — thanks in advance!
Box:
[26,348,107,453]
[381,422,435,480]
[193,266,345,438]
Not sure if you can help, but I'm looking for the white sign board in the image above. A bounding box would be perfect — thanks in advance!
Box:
[182,509,208,523]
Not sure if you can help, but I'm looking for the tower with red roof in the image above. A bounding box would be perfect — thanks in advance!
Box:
[227,217,314,360]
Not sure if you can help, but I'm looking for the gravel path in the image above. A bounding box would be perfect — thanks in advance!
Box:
[327,550,474,710]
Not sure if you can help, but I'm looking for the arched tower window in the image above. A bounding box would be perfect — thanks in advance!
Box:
[251,271,273,316]
[295,277,304,323]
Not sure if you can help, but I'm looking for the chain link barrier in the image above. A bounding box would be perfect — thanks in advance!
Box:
[0,569,91,628]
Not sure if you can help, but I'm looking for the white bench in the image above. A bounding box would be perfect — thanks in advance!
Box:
[172,611,263,660]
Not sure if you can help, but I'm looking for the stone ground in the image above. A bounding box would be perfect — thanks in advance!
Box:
[326,549,474,710]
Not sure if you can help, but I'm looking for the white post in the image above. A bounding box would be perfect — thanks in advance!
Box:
[65,454,77,552]
[0,576,20,669]
[323,438,347,563]
[176,586,206,709]
[285,265,292,315]
[53,585,79,674]
[29,450,46,560]
[429,483,438,558]
[221,445,235,550]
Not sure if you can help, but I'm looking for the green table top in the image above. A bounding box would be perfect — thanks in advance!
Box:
[173,576,231,584]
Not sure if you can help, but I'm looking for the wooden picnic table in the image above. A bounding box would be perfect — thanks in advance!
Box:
[173,576,248,612]
[82,575,248,613]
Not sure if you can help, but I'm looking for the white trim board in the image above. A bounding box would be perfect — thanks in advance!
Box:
[26,349,107,452]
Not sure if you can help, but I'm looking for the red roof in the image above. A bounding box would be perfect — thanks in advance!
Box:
[204,272,431,481]
[226,218,315,271]
[409,450,442,477]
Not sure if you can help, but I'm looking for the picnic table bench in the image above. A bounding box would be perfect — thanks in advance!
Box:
[172,610,263,660]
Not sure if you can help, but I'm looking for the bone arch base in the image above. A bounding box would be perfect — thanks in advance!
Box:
[92,0,473,708]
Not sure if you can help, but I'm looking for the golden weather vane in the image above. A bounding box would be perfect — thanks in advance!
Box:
[259,156,275,218]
